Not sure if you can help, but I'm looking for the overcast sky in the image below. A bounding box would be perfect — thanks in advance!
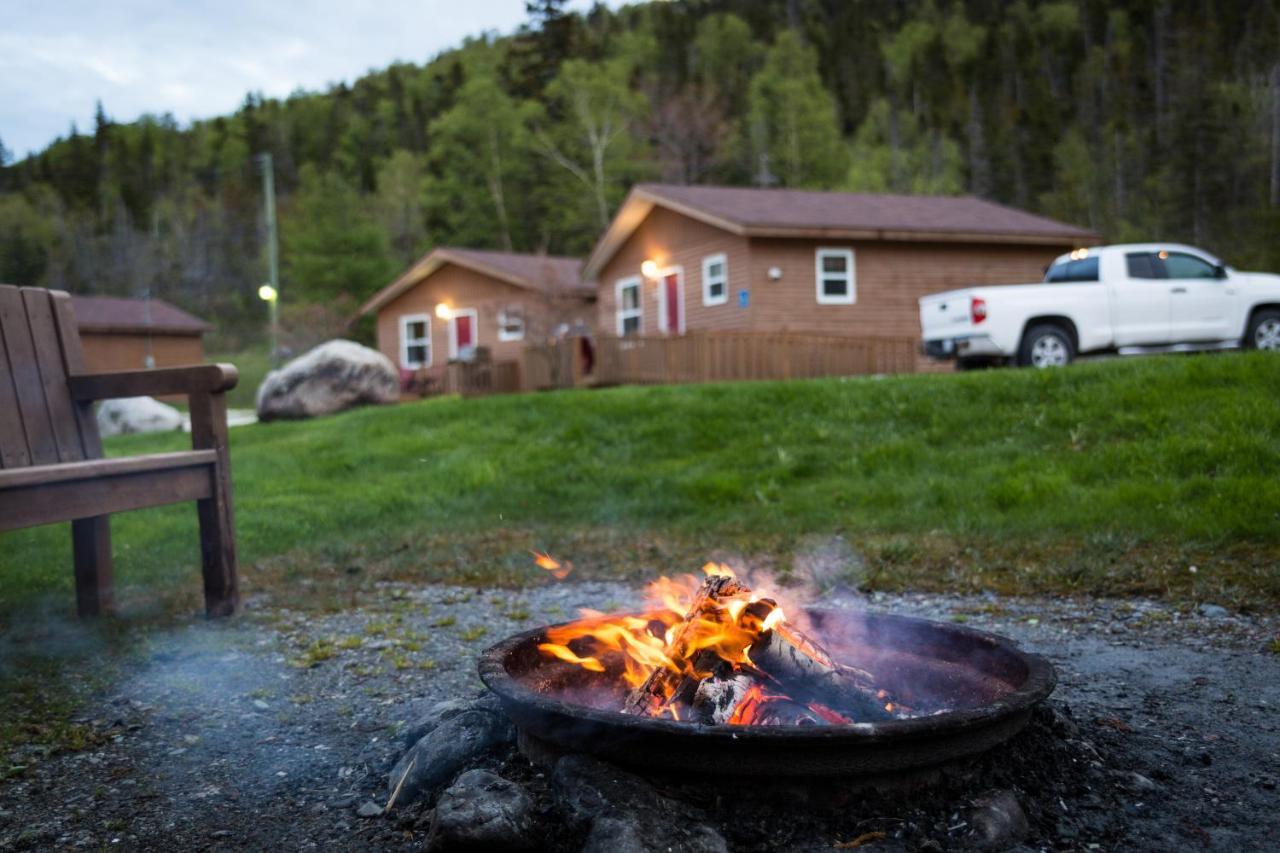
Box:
[0,0,607,159]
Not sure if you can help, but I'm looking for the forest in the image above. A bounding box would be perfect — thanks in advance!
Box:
[0,0,1277,348]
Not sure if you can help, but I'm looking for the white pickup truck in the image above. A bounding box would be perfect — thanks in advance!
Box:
[919,243,1280,368]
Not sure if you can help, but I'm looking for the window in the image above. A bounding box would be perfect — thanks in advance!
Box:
[616,276,642,336]
[1044,257,1099,283]
[1125,252,1163,279]
[497,307,525,342]
[399,314,431,369]
[1163,252,1218,279]
[815,248,855,304]
[702,253,728,306]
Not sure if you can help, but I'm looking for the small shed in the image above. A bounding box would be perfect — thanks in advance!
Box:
[70,294,211,373]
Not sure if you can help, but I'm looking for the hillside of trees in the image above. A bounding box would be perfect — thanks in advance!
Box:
[1,0,1277,347]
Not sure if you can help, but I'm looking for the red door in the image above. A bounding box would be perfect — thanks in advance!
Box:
[454,314,473,350]
[663,274,681,334]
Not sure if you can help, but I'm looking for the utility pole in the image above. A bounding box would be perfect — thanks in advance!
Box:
[257,152,280,363]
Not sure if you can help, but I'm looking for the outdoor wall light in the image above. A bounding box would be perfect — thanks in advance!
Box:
[435,303,452,320]
[640,259,660,279]
[768,266,783,281]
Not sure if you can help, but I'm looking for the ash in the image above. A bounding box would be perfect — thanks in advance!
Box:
[0,582,1276,851]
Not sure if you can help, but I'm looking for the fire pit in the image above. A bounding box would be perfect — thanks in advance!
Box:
[480,565,1056,779]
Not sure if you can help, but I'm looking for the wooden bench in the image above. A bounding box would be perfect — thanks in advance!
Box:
[0,285,239,617]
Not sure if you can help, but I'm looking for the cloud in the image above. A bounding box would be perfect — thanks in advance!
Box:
[0,0,606,158]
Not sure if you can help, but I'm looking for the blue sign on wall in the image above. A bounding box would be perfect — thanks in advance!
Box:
[737,289,749,308]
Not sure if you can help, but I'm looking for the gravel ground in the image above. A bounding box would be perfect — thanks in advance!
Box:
[0,580,1276,851]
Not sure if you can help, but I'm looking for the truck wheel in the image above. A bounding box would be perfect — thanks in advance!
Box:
[1245,309,1280,351]
[1017,324,1074,368]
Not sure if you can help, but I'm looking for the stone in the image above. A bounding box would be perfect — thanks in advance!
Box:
[427,770,534,851]
[255,340,398,422]
[96,396,183,437]
[553,756,727,853]
[581,817,647,853]
[356,801,383,818]
[1197,603,1228,619]
[386,709,514,808]
[400,693,505,751]
[970,790,1029,849]
[1127,772,1159,791]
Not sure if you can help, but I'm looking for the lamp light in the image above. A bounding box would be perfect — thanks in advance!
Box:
[767,266,782,281]
[258,284,277,302]
[435,303,452,320]
[640,260,660,279]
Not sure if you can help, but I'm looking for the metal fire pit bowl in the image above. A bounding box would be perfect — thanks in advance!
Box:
[479,608,1056,778]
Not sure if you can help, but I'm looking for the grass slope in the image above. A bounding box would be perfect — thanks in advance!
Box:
[3,353,1278,614]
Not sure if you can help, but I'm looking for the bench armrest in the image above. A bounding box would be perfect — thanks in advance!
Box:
[68,363,239,401]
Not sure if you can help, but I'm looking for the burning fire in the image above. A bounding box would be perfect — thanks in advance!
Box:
[532,558,905,726]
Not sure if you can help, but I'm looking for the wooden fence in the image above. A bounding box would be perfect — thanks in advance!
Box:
[443,359,522,397]
[522,332,920,392]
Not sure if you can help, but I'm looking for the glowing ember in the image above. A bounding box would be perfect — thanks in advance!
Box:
[529,555,907,727]
[531,550,572,580]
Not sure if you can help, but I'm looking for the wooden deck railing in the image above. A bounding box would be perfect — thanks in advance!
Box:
[522,332,919,392]
[444,359,522,397]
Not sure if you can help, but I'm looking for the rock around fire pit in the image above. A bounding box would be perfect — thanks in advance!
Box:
[479,607,1055,779]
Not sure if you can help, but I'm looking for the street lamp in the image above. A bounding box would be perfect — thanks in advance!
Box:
[259,283,279,363]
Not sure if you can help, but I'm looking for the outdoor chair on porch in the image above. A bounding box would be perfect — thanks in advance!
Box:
[0,285,239,617]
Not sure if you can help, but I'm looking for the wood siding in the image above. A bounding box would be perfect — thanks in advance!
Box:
[375,262,594,379]
[596,206,752,336]
[79,332,205,373]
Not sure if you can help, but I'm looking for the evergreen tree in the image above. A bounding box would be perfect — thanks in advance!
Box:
[747,31,847,188]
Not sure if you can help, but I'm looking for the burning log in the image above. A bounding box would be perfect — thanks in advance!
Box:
[622,574,749,717]
[691,672,755,724]
[749,625,898,722]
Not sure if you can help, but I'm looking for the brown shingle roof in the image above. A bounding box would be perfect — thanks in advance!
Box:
[360,247,593,315]
[639,184,1098,239]
[585,184,1101,278]
[70,294,211,335]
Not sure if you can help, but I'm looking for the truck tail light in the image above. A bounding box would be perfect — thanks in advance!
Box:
[971,297,987,325]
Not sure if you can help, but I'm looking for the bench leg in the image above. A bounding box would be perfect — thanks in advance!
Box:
[191,391,239,618]
[72,515,114,617]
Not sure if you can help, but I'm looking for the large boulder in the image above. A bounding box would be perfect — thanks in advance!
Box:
[97,396,183,437]
[255,340,398,421]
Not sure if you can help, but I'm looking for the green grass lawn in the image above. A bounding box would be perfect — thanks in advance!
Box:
[3,352,1279,617]
[206,344,273,409]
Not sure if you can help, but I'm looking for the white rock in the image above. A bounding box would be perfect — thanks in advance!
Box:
[255,340,398,422]
[96,396,184,437]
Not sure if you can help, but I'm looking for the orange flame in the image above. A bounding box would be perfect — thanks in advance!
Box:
[532,550,572,581]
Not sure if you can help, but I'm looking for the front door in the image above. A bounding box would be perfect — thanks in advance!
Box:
[660,271,683,334]
[1164,251,1233,341]
[450,309,477,359]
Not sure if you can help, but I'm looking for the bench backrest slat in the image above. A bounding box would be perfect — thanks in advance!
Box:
[0,285,102,468]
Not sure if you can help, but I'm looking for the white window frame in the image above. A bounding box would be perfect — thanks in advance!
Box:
[815,247,856,305]
[701,253,728,307]
[399,313,432,369]
[448,307,479,359]
[656,265,686,334]
[615,276,643,337]
[497,306,526,342]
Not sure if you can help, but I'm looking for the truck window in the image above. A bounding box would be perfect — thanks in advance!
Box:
[1044,257,1098,282]
[1162,252,1218,279]
[1125,252,1164,279]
